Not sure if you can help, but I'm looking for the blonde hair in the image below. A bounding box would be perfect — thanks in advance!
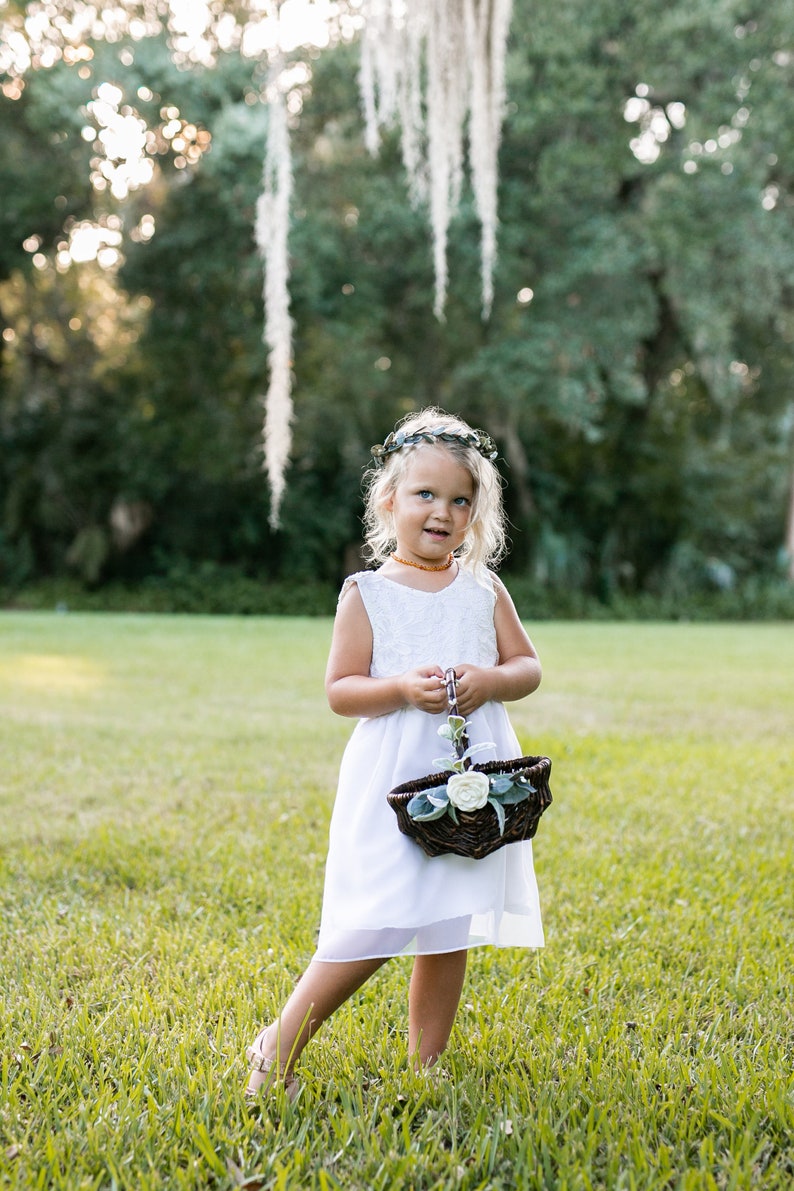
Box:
[362,407,506,574]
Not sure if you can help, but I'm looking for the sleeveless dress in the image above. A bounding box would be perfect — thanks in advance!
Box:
[313,567,544,962]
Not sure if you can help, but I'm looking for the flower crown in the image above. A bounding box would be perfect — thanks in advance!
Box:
[370,425,498,468]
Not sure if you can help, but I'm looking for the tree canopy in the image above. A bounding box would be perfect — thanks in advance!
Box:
[1,0,793,605]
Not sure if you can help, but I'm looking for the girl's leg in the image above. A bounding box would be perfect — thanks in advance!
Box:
[247,956,387,1092]
[408,949,468,1066]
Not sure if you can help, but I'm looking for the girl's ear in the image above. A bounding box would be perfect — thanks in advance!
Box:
[381,485,396,513]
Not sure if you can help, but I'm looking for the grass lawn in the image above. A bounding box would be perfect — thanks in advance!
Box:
[0,613,792,1190]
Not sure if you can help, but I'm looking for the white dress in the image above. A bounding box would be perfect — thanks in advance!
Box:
[314,567,544,962]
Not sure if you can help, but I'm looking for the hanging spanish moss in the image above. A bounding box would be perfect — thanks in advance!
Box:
[255,64,293,529]
[359,0,513,319]
[465,0,514,317]
[258,0,514,524]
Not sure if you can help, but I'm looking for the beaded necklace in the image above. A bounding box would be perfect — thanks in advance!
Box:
[391,552,454,573]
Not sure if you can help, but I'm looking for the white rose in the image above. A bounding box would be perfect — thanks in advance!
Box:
[446,770,490,812]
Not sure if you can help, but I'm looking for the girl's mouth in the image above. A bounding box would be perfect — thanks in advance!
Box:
[425,529,449,540]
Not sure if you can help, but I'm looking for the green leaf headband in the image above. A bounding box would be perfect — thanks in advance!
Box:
[370,426,499,468]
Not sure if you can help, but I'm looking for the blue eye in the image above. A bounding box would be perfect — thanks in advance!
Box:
[454,496,470,506]
[418,490,433,500]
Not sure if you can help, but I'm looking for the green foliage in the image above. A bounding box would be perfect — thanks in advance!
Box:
[0,61,93,284]
[506,573,794,622]
[0,615,792,1188]
[4,571,794,619]
[0,566,337,615]
[1,2,793,602]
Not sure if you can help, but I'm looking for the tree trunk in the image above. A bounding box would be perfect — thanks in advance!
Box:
[785,400,794,583]
[786,463,794,583]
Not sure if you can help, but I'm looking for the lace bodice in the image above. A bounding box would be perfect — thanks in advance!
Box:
[341,568,498,678]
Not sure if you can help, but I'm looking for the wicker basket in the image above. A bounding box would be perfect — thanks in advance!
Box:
[387,754,552,859]
[386,668,552,860]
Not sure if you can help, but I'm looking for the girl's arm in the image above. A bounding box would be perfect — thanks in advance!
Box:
[325,585,449,718]
[453,576,541,717]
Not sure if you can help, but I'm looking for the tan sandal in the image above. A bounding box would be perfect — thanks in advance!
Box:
[245,1032,300,1103]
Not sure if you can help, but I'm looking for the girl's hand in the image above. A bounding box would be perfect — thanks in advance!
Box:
[450,664,494,717]
[401,665,448,713]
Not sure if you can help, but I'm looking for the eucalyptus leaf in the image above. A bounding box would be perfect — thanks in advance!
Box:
[488,797,506,834]
[512,774,537,793]
[433,757,463,774]
[460,742,494,762]
[427,789,450,808]
[489,775,514,795]
[447,715,467,737]
[499,786,530,805]
[407,792,436,818]
[411,804,448,822]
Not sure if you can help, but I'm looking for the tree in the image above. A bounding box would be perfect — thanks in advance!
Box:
[1,0,793,601]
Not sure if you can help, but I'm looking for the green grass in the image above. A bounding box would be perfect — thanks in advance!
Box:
[1,613,792,1190]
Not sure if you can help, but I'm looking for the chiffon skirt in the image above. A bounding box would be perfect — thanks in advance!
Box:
[314,702,544,962]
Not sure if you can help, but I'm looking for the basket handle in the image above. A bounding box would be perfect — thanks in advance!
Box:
[443,667,471,762]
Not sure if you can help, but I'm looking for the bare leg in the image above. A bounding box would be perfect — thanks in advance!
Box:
[247,956,387,1093]
[408,950,468,1066]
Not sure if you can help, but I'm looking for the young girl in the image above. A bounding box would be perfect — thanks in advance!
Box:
[245,408,544,1101]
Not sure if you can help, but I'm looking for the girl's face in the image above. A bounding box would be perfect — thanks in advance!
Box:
[384,447,474,566]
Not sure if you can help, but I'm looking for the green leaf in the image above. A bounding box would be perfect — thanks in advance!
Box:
[460,742,494,762]
[412,804,448,822]
[488,797,506,834]
[500,785,531,806]
[512,774,536,790]
[407,792,448,822]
